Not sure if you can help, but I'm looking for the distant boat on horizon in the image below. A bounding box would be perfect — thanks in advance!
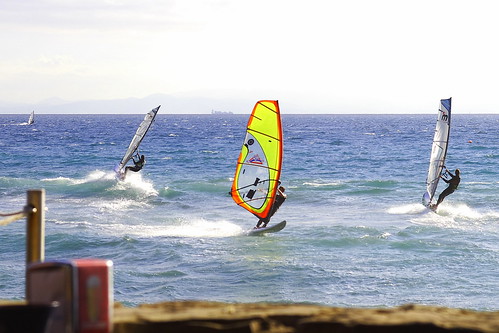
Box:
[27,111,34,125]
[211,109,233,115]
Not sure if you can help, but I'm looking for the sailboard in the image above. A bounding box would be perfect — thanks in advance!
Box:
[230,100,285,233]
[422,97,451,208]
[27,111,34,125]
[247,220,286,236]
[115,105,160,179]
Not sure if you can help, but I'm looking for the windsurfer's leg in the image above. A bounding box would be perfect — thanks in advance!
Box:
[436,193,445,206]
[436,188,454,206]
[261,204,280,228]
[126,166,140,173]
[256,218,269,228]
[266,199,284,222]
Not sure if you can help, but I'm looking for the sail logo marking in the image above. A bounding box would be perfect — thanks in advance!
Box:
[248,154,263,164]
[440,109,448,122]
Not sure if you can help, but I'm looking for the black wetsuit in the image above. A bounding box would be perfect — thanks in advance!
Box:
[256,191,287,228]
[125,156,145,173]
[436,172,460,206]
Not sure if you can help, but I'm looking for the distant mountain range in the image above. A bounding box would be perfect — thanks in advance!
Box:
[0,94,250,114]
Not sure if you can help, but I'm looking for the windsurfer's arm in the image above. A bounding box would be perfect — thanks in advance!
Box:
[443,166,455,178]
[132,151,141,161]
[276,186,287,199]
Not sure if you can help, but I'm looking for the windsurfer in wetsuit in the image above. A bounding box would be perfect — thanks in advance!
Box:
[434,168,460,208]
[255,186,287,228]
[125,154,146,174]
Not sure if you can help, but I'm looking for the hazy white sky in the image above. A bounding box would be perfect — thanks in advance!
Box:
[1,0,498,113]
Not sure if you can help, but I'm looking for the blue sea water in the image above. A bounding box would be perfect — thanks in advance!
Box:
[0,112,498,310]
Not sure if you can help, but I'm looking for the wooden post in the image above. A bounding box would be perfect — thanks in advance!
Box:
[26,189,45,265]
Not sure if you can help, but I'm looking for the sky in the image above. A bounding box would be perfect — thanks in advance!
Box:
[1,0,499,114]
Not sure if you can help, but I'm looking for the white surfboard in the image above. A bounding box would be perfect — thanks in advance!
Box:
[247,220,286,236]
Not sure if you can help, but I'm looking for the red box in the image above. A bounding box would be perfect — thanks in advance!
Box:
[27,259,113,333]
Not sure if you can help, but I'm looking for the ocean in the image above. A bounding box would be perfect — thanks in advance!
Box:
[1,112,498,310]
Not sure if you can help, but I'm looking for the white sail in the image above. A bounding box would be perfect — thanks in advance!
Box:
[422,98,451,206]
[115,105,160,175]
[27,111,34,125]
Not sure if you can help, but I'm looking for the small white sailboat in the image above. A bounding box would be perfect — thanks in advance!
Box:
[27,111,35,125]
[114,105,160,180]
[422,97,452,209]
[230,100,285,234]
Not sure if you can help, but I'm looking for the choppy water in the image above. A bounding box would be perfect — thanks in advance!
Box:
[1,112,498,310]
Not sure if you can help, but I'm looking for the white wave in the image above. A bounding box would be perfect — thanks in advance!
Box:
[437,204,499,226]
[52,219,92,226]
[303,181,342,187]
[406,202,499,231]
[387,203,426,215]
[104,219,244,238]
[112,172,158,196]
[42,170,115,185]
[436,203,482,220]
[95,198,150,212]
[379,232,392,239]
[86,170,116,182]
[42,176,78,184]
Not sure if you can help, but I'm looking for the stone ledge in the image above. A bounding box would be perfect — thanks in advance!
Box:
[112,301,499,333]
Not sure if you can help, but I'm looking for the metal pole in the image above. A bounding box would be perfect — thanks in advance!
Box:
[26,189,45,265]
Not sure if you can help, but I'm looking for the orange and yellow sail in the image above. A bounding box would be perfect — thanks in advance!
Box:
[231,100,283,219]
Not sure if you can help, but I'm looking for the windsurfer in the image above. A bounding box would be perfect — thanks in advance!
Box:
[433,168,460,208]
[125,154,146,174]
[255,186,287,228]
